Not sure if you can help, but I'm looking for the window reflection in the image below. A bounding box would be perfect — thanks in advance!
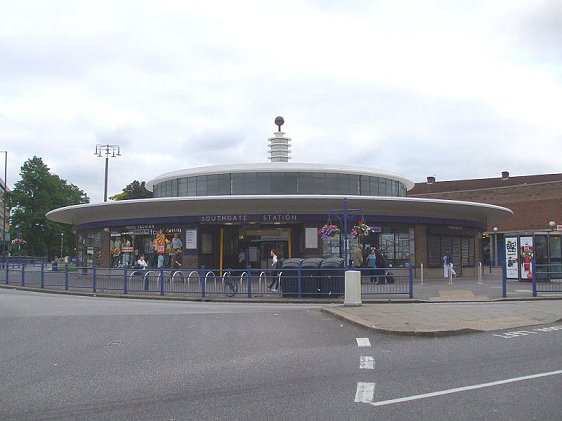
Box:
[154,172,407,198]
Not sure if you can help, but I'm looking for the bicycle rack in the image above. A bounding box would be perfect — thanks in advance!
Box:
[259,271,267,290]
[205,271,216,292]
[187,270,199,291]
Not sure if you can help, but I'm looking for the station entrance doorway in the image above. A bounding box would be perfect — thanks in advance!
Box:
[240,226,290,270]
[217,224,293,270]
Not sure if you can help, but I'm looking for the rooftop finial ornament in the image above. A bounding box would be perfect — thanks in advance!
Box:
[275,116,284,132]
[268,116,291,162]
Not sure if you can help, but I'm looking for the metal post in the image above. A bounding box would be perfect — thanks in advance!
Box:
[104,156,109,202]
[477,262,483,284]
[95,144,121,203]
[343,198,349,269]
[494,232,498,267]
[200,265,206,298]
[64,264,69,291]
[60,232,64,259]
[532,260,537,297]
[297,266,302,299]
[502,261,507,298]
[247,267,252,298]
[420,263,424,285]
[41,263,45,288]
[1,151,6,256]
[408,263,414,298]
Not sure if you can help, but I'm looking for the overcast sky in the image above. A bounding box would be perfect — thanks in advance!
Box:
[1,0,561,203]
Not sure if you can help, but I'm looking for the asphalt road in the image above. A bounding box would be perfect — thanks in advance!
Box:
[1,289,561,420]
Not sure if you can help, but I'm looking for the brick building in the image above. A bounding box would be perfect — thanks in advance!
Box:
[409,171,562,280]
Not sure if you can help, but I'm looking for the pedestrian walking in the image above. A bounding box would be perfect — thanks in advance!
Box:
[443,250,457,278]
[267,249,281,291]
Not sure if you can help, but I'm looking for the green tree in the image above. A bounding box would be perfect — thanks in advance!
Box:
[109,180,153,200]
[5,156,89,259]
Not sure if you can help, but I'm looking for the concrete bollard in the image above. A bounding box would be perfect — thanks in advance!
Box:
[344,270,362,307]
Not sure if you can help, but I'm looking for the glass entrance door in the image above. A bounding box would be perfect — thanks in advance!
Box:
[549,235,562,280]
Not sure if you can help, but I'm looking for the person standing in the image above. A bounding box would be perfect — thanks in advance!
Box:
[111,237,121,267]
[121,237,131,268]
[366,247,378,283]
[443,250,457,278]
[238,248,247,269]
[137,254,148,269]
[267,249,280,291]
[171,233,183,268]
[353,244,364,268]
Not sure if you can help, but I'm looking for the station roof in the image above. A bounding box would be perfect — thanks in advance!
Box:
[46,194,512,229]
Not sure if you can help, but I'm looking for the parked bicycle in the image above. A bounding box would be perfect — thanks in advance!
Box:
[223,270,238,297]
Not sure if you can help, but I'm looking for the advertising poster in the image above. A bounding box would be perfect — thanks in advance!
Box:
[519,236,534,281]
[505,237,519,279]
[185,229,197,250]
[305,227,319,249]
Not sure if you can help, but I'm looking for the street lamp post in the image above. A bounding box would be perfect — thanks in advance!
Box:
[94,144,121,202]
[60,232,64,259]
[0,151,7,255]
[328,198,361,269]
[493,226,498,267]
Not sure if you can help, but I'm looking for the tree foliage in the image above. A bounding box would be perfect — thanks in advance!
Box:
[109,180,153,200]
[5,156,89,258]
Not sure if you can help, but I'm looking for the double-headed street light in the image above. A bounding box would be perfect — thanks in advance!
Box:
[94,144,121,202]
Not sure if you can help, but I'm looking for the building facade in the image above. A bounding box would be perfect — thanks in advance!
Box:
[46,126,512,277]
[409,172,562,280]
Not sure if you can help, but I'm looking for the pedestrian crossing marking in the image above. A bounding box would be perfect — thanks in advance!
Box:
[355,382,375,403]
[360,356,375,369]
[356,338,371,347]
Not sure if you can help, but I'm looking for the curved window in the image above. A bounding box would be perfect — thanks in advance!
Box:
[153,172,408,198]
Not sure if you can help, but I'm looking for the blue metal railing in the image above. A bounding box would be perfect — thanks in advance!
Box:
[0,262,417,299]
[533,262,562,297]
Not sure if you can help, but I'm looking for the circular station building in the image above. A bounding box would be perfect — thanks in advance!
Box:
[47,120,512,276]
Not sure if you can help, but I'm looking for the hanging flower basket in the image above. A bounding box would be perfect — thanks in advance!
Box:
[11,238,26,246]
[351,219,371,238]
[318,224,340,240]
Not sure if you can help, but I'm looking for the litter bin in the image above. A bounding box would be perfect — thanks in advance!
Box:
[300,258,323,297]
[51,260,58,271]
[280,258,303,297]
[319,257,344,297]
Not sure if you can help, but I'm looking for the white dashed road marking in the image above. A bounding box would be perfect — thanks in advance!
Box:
[356,338,371,347]
[354,382,376,403]
[360,356,375,369]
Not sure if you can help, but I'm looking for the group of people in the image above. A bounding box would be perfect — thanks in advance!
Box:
[110,236,133,268]
[132,232,183,271]
[353,245,391,283]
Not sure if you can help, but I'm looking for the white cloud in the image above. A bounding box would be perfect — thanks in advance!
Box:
[1,0,561,202]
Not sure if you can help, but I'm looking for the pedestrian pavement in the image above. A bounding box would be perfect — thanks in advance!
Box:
[322,273,562,336]
[3,269,561,337]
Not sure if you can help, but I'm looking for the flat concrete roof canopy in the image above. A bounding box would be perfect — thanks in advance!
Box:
[46,195,513,227]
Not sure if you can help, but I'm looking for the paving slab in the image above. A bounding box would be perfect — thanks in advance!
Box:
[322,300,562,336]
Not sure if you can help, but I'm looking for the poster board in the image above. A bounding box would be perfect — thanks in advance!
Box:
[305,227,318,249]
[185,229,197,250]
[519,236,534,281]
[505,236,519,279]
